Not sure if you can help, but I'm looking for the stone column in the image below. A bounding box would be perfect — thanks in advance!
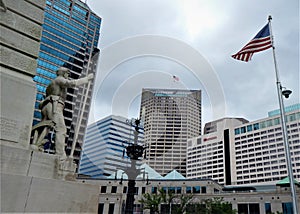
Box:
[0,0,45,149]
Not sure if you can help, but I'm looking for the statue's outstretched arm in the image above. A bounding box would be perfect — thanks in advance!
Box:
[63,74,94,87]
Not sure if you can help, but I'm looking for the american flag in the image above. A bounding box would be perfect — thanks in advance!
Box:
[173,75,179,82]
[232,23,272,62]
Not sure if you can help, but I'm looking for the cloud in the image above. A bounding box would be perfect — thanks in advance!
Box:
[87,0,299,126]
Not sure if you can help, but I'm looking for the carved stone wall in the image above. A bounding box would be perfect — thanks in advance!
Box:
[0,0,45,148]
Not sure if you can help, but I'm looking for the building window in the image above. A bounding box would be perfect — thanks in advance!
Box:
[186,186,192,193]
[168,187,175,194]
[135,187,139,195]
[247,125,253,132]
[123,186,127,193]
[241,127,246,134]
[152,187,157,194]
[108,203,114,214]
[238,203,260,214]
[98,203,104,214]
[282,202,293,214]
[193,186,201,194]
[111,186,117,193]
[100,186,106,193]
[265,203,272,214]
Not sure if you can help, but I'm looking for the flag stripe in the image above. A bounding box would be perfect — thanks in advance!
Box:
[238,38,272,52]
[232,23,272,62]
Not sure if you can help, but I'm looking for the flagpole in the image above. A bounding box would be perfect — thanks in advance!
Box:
[268,15,298,214]
[70,26,97,158]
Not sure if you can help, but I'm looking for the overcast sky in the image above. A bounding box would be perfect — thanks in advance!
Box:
[86,0,299,128]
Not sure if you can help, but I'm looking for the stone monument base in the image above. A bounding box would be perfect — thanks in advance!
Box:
[1,144,99,213]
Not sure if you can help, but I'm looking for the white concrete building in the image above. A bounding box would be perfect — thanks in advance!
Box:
[187,104,300,186]
[187,118,248,185]
[233,105,300,185]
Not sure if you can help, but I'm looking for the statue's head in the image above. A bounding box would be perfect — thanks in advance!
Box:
[56,67,70,78]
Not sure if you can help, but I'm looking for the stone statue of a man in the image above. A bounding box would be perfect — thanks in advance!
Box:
[37,67,93,160]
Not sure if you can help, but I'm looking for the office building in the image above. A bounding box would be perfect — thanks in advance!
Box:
[233,105,300,185]
[187,118,248,185]
[140,88,201,176]
[32,0,101,163]
[78,115,144,178]
[187,104,300,186]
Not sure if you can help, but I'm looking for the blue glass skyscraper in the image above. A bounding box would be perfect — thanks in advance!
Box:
[79,115,144,178]
[32,0,101,163]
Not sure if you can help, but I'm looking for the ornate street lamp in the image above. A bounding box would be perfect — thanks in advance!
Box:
[123,118,147,214]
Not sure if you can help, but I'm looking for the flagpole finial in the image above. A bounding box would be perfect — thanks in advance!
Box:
[268,15,272,21]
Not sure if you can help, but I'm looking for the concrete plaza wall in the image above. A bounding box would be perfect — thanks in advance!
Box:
[1,173,99,213]
[1,145,99,213]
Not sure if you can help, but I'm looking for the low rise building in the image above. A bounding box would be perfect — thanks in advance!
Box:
[80,173,300,214]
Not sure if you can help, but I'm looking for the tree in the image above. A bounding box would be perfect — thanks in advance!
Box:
[139,192,162,214]
[139,188,193,214]
[172,194,194,214]
[159,188,176,214]
[139,192,236,214]
[192,197,237,214]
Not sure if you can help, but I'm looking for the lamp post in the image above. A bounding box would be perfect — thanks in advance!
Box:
[123,118,146,214]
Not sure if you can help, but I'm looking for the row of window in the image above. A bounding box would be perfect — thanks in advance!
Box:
[45,12,86,36]
[100,185,207,195]
[44,18,85,41]
[33,76,51,86]
[98,202,293,214]
[235,112,300,135]
[40,45,83,68]
[42,24,82,47]
[41,37,84,60]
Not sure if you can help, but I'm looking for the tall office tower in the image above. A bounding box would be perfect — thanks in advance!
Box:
[32,0,101,163]
[140,88,201,176]
[187,118,248,185]
[187,104,300,186]
[78,115,144,178]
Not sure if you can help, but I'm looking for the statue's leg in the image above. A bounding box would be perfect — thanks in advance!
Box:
[36,127,49,149]
[53,103,67,160]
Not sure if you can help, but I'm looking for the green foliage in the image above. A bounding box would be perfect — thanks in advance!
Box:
[172,194,194,214]
[139,192,162,213]
[139,190,236,214]
[190,197,237,214]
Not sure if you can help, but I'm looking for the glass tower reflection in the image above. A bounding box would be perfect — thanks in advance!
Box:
[33,0,101,164]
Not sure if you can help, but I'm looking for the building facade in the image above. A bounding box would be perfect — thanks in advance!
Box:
[187,118,248,185]
[233,105,300,185]
[187,104,300,186]
[80,176,300,214]
[32,0,101,163]
[79,115,144,178]
[140,88,201,176]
